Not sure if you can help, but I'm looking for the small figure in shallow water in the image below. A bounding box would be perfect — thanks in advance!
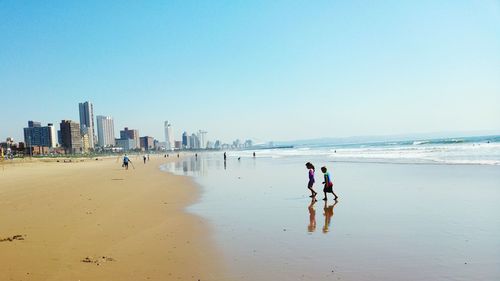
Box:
[321,166,338,201]
[305,162,317,198]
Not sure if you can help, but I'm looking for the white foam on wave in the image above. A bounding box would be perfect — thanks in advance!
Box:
[239,142,500,166]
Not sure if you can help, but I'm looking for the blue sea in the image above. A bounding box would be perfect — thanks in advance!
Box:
[238,135,500,165]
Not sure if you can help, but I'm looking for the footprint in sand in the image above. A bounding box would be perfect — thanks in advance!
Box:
[0,235,25,242]
[81,256,116,266]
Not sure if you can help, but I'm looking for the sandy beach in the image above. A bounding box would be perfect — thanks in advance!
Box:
[0,156,222,281]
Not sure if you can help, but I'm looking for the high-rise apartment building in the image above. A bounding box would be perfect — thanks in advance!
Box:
[140,136,155,151]
[60,120,82,154]
[23,121,57,148]
[182,131,189,149]
[190,133,200,149]
[198,130,208,149]
[120,127,140,149]
[47,123,57,148]
[96,115,115,147]
[78,101,95,148]
[164,121,174,151]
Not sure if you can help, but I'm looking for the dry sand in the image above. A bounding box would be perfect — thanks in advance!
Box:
[0,156,223,281]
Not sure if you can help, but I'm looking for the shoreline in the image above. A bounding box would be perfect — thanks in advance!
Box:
[0,155,223,281]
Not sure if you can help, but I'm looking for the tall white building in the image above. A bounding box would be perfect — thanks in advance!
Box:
[96,115,115,147]
[164,121,174,150]
[79,101,96,148]
[198,130,208,149]
[48,123,57,148]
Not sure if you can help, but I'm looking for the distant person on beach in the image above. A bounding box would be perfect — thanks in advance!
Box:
[123,155,131,170]
[143,155,147,164]
[321,166,338,201]
[306,162,317,198]
[253,152,256,157]
[147,154,150,161]
[224,152,227,161]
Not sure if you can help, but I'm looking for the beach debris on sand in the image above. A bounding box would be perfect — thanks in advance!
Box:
[81,256,116,265]
[0,234,25,242]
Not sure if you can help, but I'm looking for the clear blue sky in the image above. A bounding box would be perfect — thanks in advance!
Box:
[1,0,499,143]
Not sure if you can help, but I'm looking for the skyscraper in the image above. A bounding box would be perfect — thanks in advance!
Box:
[60,120,82,154]
[164,121,174,150]
[198,130,208,149]
[96,115,115,147]
[182,131,189,149]
[47,123,57,148]
[78,101,95,148]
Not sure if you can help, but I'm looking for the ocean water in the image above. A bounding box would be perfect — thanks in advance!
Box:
[238,135,500,165]
[161,144,500,280]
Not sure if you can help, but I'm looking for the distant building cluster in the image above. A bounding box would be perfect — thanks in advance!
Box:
[1,100,255,157]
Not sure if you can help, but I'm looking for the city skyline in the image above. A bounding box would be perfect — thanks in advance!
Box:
[1,1,499,142]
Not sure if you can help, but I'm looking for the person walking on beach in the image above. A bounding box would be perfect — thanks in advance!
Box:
[143,155,147,164]
[306,162,317,198]
[123,155,132,170]
[321,166,338,201]
[224,152,227,161]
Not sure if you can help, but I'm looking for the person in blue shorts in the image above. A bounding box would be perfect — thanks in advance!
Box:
[123,154,132,170]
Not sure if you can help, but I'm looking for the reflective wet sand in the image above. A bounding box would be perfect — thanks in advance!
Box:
[163,154,500,281]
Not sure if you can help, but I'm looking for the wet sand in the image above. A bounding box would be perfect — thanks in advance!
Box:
[164,155,500,281]
[0,156,222,281]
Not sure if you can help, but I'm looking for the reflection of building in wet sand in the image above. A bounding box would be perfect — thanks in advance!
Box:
[165,156,208,177]
[163,154,232,177]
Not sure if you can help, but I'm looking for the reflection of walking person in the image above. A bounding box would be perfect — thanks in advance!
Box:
[321,166,338,201]
[123,155,132,170]
[308,198,317,232]
[323,200,338,233]
[305,162,317,198]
